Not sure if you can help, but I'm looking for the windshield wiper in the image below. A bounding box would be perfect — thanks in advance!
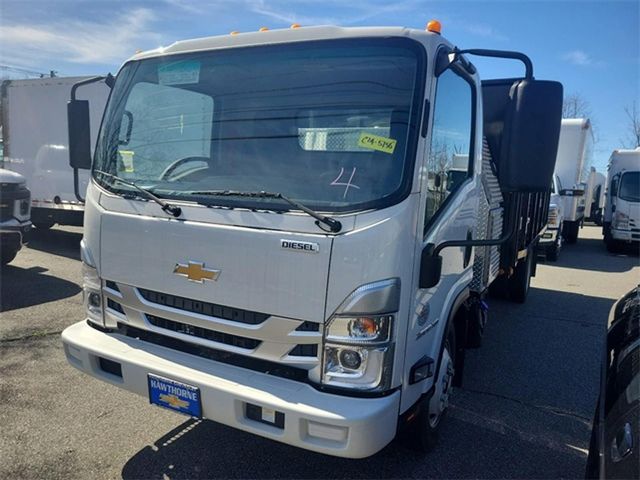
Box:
[189,190,342,233]
[94,170,182,218]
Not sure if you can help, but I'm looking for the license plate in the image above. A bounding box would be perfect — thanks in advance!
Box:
[148,374,202,418]
[542,233,552,239]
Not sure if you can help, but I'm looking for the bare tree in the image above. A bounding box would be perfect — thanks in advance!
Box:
[563,92,600,144]
[563,93,592,119]
[623,101,640,148]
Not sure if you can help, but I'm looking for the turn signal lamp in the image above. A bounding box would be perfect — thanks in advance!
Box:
[291,23,301,29]
[230,31,240,35]
[259,26,269,32]
[426,19,442,34]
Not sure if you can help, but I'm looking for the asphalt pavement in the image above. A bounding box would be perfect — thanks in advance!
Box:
[1,224,638,479]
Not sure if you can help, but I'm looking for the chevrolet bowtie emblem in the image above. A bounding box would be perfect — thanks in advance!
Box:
[173,261,220,283]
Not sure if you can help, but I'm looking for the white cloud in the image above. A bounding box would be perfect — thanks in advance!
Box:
[562,50,595,66]
[0,8,162,68]
[461,23,508,41]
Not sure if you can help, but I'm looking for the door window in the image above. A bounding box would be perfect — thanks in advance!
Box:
[424,67,473,232]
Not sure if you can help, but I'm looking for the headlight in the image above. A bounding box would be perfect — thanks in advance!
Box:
[547,205,559,228]
[82,262,104,327]
[613,211,629,230]
[13,198,31,221]
[325,315,392,344]
[321,279,399,392]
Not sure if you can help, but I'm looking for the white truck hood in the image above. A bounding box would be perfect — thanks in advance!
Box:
[0,168,26,184]
[99,212,332,322]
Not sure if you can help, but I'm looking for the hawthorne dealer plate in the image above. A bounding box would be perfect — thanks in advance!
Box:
[148,374,202,418]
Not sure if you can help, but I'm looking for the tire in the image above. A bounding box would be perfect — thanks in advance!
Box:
[509,253,532,304]
[1,247,18,265]
[546,241,559,261]
[403,323,456,453]
[466,300,487,349]
[606,236,621,253]
[33,221,55,230]
[563,221,579,244]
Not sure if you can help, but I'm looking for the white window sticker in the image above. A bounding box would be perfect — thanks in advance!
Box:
[158,60,201,86]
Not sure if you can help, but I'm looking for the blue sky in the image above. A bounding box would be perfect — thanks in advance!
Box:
[1,0,638,170]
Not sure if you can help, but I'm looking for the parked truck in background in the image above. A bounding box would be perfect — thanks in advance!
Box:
[554,118,593,244]
[603,148,640,252]
[585,167,605,225]
[0,77,109,230]
[61,24,562,458]
[0,168,31,264]
[539,174,564,261]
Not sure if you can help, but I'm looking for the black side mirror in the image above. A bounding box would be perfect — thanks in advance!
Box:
[419,244,443,289]
[67,99,92,170]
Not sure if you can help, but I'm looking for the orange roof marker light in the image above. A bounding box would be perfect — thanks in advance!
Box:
[259,26,269,32]
[290,23,301,29]
[426,19,442,35]
[230,31,240,35]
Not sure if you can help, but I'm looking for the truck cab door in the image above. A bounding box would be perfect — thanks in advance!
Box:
[402,58,480,411]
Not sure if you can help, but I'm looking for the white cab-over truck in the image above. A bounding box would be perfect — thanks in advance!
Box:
[553,118,594,244]
[539,173,564,261]
[603,148,640,252]
[0,168,31,264]
[61,25,562,458]
[0,77,109,230]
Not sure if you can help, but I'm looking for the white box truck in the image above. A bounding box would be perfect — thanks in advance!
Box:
[60,24,562,458]
[0,76,109,230]
[554,118,594,243]
[603,148,640,252]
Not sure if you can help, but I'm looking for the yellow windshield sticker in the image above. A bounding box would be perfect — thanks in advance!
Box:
[119,150,135,173]
[357,133,397,154]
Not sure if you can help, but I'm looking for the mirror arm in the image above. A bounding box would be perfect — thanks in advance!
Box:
[454,49,534,79]
[70,73,113,100]
[433,203,518,257]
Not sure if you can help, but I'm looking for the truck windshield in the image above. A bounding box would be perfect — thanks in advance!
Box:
[94,38,424,213]
[618,171,640,202]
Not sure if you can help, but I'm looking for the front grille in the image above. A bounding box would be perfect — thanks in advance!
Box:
[147,314,261,350]
[139,288,268,325]
[116,323,308,382]
[105,280,120,292]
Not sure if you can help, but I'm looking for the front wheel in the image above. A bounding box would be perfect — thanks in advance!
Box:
[563,221,580,244]
[1,247,18,265]
[509,253,532,303]
[403,324,456,453]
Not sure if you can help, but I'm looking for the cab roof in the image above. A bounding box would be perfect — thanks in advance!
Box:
[130,25,446,62]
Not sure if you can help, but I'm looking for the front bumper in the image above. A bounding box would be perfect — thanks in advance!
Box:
[0,221,32,247]
[62,320,400,458]
[539,227,559,245]
[610,228,640,243]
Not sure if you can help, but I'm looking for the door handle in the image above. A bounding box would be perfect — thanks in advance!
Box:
[463,230,473,268]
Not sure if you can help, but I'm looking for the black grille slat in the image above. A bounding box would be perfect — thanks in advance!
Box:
[138,288,268,325]
[107,299,125,314]
[105,280,120,292]
[288,344,318,357]
[146,314,261,350]
[295,321,320,332]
